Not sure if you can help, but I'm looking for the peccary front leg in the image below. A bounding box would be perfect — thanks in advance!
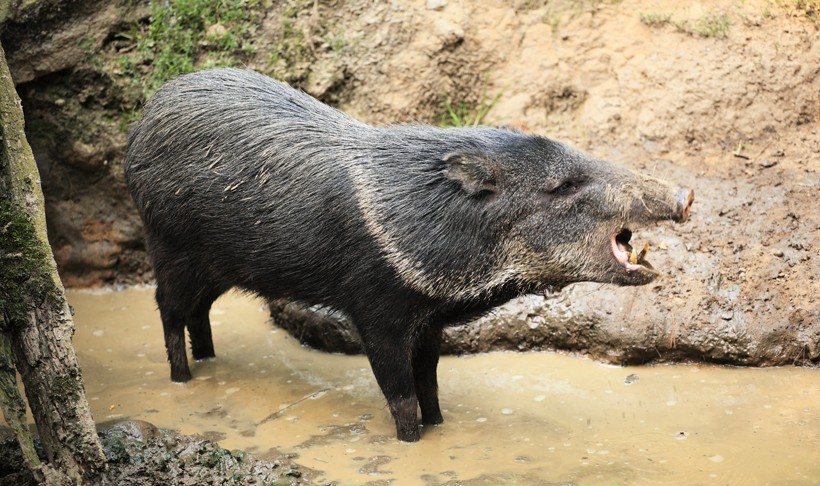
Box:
[358,324,421,442]
[413,325,443,426]
[187,311,215,361]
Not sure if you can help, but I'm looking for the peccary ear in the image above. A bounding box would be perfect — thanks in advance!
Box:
[442,152,498,196]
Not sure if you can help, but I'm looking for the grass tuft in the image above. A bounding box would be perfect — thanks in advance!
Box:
[440,85,504,128]
[639,12,673,27]
[641,11,731,38]
[689,14,731,37]
[777,0,820,21]
[118,0,264,99]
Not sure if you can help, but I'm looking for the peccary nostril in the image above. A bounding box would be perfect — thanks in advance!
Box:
[675,188,695,222]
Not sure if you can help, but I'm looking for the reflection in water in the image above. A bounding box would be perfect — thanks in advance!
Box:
[69,288,819,485]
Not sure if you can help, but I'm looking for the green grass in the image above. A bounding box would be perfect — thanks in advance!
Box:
[440,85,504,128]
[124,0,263,98]
[689,14,731,37]
[639,12,673,27]
[641,11,731,38]
[74,0,267,127]
[267,3,315,85]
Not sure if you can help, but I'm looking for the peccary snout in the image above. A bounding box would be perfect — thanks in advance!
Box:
[124,68,695,442]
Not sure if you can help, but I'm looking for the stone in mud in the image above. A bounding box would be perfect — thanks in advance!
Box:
[124,68,693,442]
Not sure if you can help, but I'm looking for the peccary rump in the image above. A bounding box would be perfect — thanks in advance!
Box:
[125,68,693,442]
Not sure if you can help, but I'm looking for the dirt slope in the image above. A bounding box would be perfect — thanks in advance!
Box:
[5,0,818,364]
[266,0,819,365]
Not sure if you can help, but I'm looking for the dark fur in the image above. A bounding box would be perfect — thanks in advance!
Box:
[125,68,687,441]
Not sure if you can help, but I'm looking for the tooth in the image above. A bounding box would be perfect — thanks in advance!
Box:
[638,242,649,262]
[629,248,638,264]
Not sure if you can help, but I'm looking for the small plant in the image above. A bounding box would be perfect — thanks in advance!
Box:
[331,35,346,52]
[646,12,731,38]
[267,1,322,86]
[691,14,731,37]
[440,85,504,128]
[639,12,673,27]
[128,0,263,98]
[777,0,820,21]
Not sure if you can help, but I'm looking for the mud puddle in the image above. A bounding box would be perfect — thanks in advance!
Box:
[68,288,819,485]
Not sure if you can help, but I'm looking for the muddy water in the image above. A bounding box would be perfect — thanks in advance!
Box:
[68,288,818,485]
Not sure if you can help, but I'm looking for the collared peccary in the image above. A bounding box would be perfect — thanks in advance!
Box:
[125,68,693,442]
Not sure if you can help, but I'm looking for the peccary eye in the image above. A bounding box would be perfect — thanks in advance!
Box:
[549,178,584,196]
[537,178,585,204]
[552,180,577,195]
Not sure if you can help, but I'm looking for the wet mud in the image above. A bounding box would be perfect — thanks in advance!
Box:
[63,288,819,485]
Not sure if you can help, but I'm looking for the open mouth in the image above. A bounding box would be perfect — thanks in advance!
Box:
[610,228,656,273]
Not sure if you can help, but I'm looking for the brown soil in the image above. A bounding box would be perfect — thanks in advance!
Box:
[267,0,819,366]
[4,0,818,363]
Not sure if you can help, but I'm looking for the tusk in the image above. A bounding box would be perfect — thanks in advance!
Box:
[638,242,649,262]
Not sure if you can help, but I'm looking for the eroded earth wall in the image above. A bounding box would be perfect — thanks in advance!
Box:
[3,0,818,365]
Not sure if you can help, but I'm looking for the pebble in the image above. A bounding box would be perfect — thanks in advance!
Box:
[759,159,778,168]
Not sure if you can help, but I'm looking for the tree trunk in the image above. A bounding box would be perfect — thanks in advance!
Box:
[0,1,22,25]
[0,315,43,479]
[0,39,107,484]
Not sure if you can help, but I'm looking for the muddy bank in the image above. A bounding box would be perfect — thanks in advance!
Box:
[2,0,818,366]
[273,271,819,367]
[0,420,315,485]
[48,289,820,484]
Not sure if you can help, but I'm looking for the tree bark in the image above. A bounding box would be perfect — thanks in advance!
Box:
[0,39,106,484]
[0,0,22,26]
[0,315,43,480]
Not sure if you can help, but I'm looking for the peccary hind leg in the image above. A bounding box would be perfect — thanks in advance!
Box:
[413,325,443,426]
[156,285,192,383]
[157,280,226,382]
[152,236,225,382]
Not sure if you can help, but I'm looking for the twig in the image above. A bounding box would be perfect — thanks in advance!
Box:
[667,317,677,349]
[752,141,773,163]
[257,386,331,425]
[622,287,640,321]
[302,0,320,58]
[732,141,749,159]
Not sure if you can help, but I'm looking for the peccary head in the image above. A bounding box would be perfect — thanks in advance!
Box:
[364,127,693,301]
[481,135,692,290]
